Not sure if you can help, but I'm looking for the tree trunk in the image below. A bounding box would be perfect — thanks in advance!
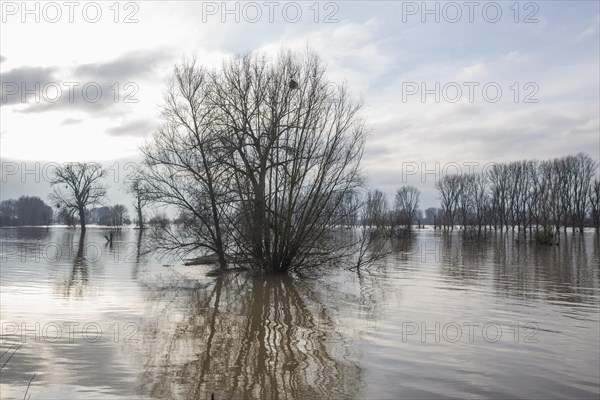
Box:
[79,207,86,232]
[137,199,144,230]
[138,207,144,230]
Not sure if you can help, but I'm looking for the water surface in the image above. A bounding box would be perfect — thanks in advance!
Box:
[1,227,599,399]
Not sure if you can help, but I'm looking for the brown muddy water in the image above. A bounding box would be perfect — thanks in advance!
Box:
[0,227,599,399]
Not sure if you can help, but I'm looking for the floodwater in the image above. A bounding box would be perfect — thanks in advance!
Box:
[1,227,599,399]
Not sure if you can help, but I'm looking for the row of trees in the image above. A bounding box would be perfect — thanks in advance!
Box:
[0,196,53,226]
[360,186,421,236]
[18,50,598,273]
[42,150,598,245]
[27,159,179,231]
[0,193,133,228]
[0,161,137,229]
[434,153,600,236]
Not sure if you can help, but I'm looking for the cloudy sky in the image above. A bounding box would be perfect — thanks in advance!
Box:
[1,0,599,208]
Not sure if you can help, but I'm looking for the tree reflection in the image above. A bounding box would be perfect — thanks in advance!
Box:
[60,232,89,298]
[439,232,493,284]
[344,229,596,313]
[434,231,599,305]
[131,229,144,279]
[137,273,363,399]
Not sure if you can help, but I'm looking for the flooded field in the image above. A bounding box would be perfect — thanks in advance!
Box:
[1,227,599,399]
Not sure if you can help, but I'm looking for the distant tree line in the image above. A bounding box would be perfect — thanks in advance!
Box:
[359,186,422,238]
[333,153,599,245]
[432,153,599,239]
[0,196,53,226]
[0,194,133,229]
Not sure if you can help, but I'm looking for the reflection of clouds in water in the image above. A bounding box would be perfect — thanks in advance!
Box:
[136,274,364,399]
[0,337,140,399]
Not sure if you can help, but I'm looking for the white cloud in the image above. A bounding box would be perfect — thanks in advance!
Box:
[0,1,597,207]
[455,62,489,81]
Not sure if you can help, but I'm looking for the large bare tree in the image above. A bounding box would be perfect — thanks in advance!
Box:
[142,50,366,273]
[50,163,107,232]
[217,51,365,272]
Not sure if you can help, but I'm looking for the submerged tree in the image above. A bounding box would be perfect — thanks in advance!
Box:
[110,204,129,229]
[128,174,150,230]
[435,175,462,230]
[571,153,597,233]
[363,189,389,234]
[141,59,234,270]
[394,185,420,230]
[432,153,598,241]
[50,163,107,232]
[590,178,600,233]
[142,50,367,273]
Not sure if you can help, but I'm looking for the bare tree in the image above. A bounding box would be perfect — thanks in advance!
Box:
[571,153,597,233]
[589,178,600,233]
[394,185,420,230]
[510,160,534,234]
[0,199,18,226]
[549,157,571,235]
[488,163,510,231]
[558,156,577,233]
[50,163,107,232]
[435,175,462,230]
[142,50,366,273]
[456,174,475,231]
[536,160,560,240]
[215,51,365,272]
[350,195,389,271]
[128,174,150,230]
[141,59,233,270]
[56,206,77,227]
[467,173,489,234]
[424,207,438,227]
[338,190,360,229]
[523,160,540,237]
[110,204,128,229]
[363,189,388,232]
